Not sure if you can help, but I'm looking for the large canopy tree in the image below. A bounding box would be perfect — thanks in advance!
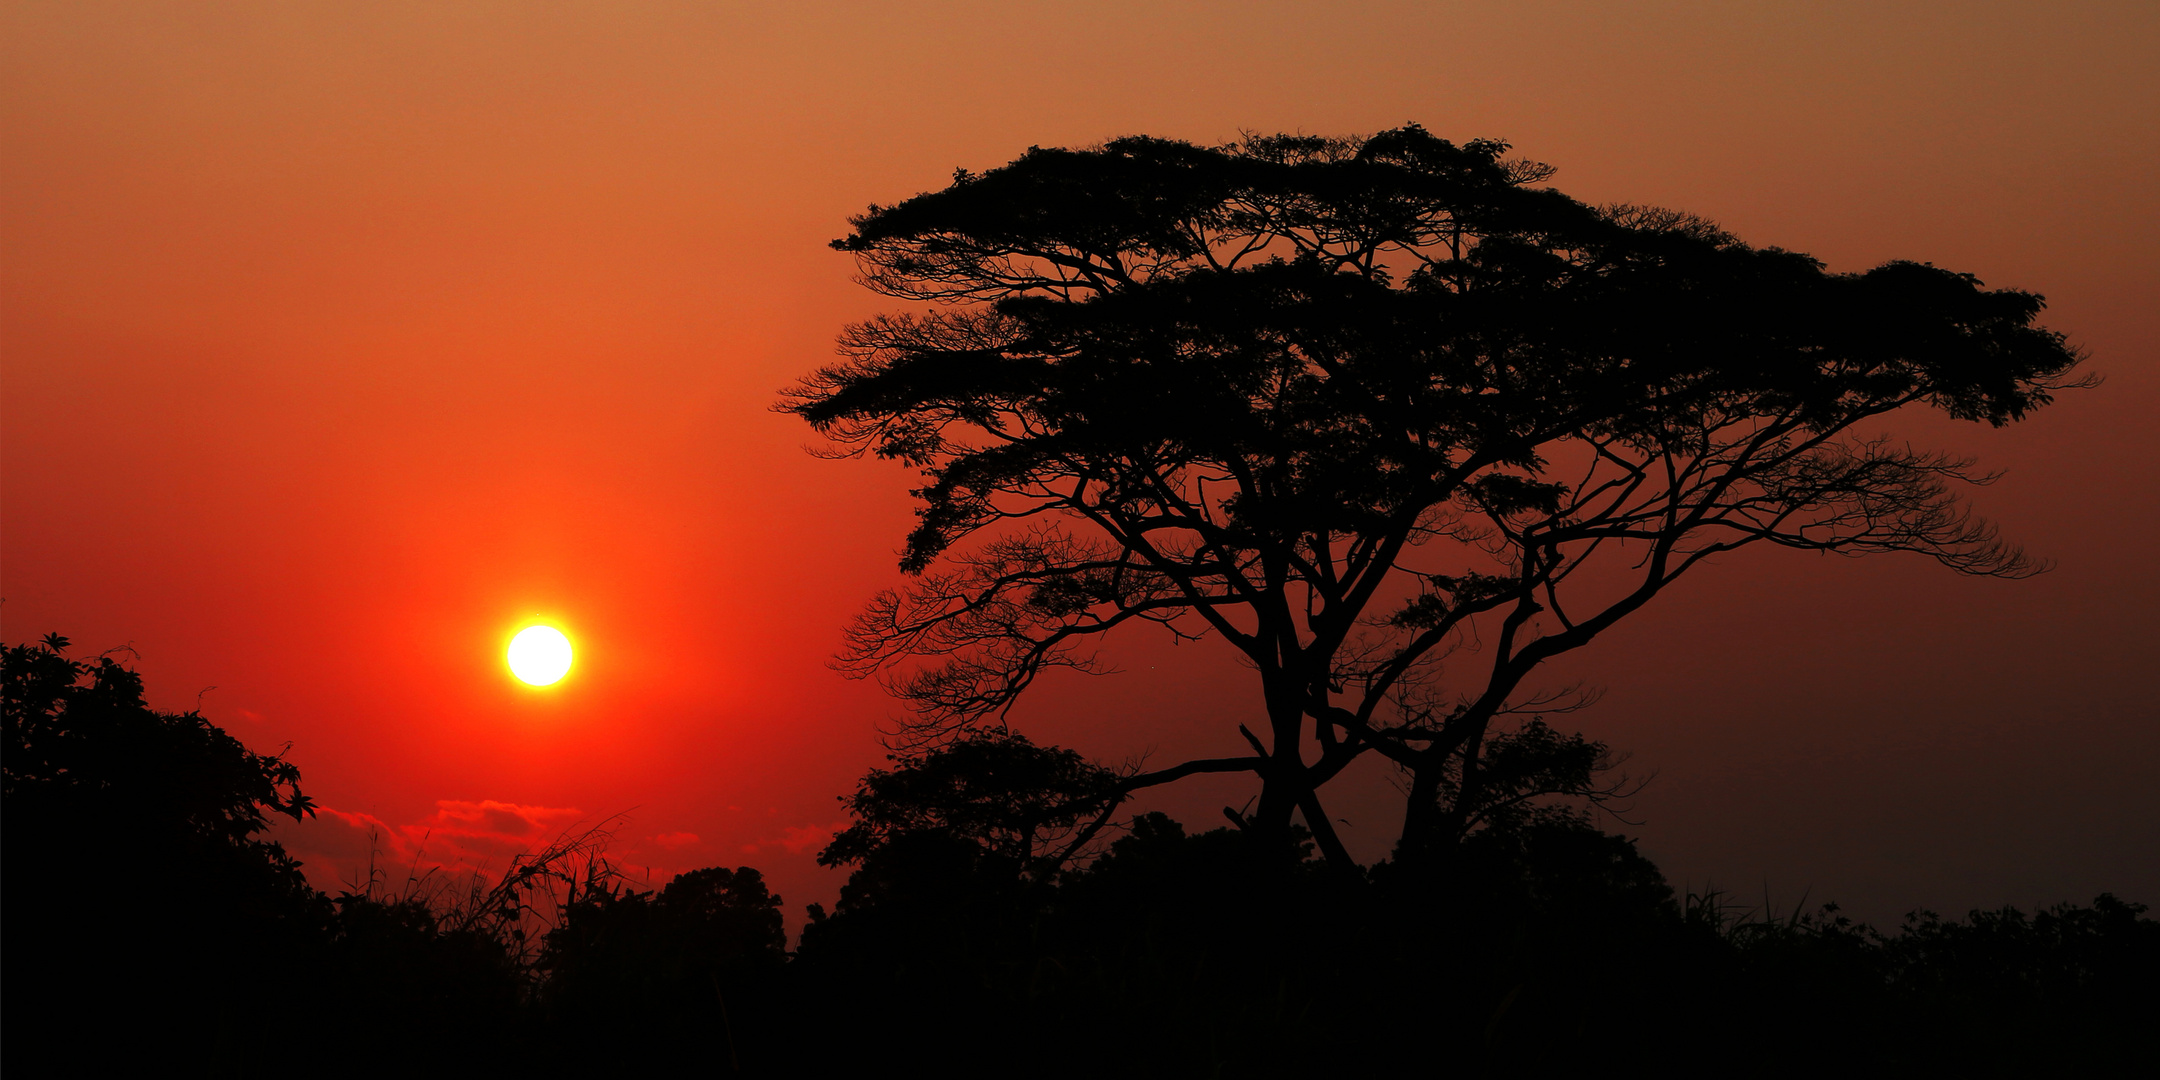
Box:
[784,126,2084,871]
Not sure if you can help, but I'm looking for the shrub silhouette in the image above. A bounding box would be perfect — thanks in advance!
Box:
[1688,890,2160,1074]
[322,892,528,1063]
[538,866,786,1071]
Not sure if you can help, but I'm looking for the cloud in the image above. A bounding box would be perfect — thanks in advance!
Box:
[412,799,586,859]
[274,799,590,895]
[284,806,397,865]
[722,820,846,861]
[651,831,700,850]
[775,821,848,855]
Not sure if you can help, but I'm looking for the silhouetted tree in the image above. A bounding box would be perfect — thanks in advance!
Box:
[795,729,1123,1050]
[819,727,1123,887]
[4,633,317,841]
[2,634,326,1065]
[784,126,2086,868]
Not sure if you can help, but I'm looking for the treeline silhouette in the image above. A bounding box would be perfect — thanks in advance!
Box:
[5,635,2153,1076]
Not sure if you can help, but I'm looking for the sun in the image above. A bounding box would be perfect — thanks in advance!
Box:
[507,624,573,686]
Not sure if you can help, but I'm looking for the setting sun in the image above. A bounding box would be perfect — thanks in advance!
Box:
[507,625,573,686]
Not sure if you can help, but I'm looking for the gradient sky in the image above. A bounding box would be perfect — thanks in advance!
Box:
[5,1,2155,929]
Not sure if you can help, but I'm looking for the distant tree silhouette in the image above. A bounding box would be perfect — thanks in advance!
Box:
[794,729,1123,1052]
[818,727,1123,888]
[4,633,2150,1073]
[1677,890,2160,1074]
[538,866,785,1071]
[784,126,2087,868]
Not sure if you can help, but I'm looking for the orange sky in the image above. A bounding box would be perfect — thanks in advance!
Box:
[5,1,2155,927]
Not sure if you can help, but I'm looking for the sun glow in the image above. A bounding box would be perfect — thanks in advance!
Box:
[507,625,573,686]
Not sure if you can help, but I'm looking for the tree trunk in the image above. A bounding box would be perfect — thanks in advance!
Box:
[1396,759,1443,867]
[1249,677,1309,855]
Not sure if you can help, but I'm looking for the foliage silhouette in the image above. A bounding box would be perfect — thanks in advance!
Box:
[819,726,1123,884]
[783,125,2087,868]
[322,890,527,1062]
[2,633,2152,1075]
[1678,888,2160,1074]
[795,737,2155,1076]
[4,633,316,848]
[538,866,786,1071]
[315,816,632,1064]
[793,722,1693,1076]
[3,634,329,1068]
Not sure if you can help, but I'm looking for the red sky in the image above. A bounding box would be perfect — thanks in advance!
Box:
[5,2,2155,929]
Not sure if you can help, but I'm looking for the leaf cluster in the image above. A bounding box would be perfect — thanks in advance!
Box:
[3,633,314,848]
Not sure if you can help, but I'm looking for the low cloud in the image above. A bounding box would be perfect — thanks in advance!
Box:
[275,799,590,895]
[726,820,848,859]
[778,822,843,854]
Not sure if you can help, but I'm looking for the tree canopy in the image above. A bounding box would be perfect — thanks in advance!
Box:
[818,727,1122,879]
[785,126,2084,868]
